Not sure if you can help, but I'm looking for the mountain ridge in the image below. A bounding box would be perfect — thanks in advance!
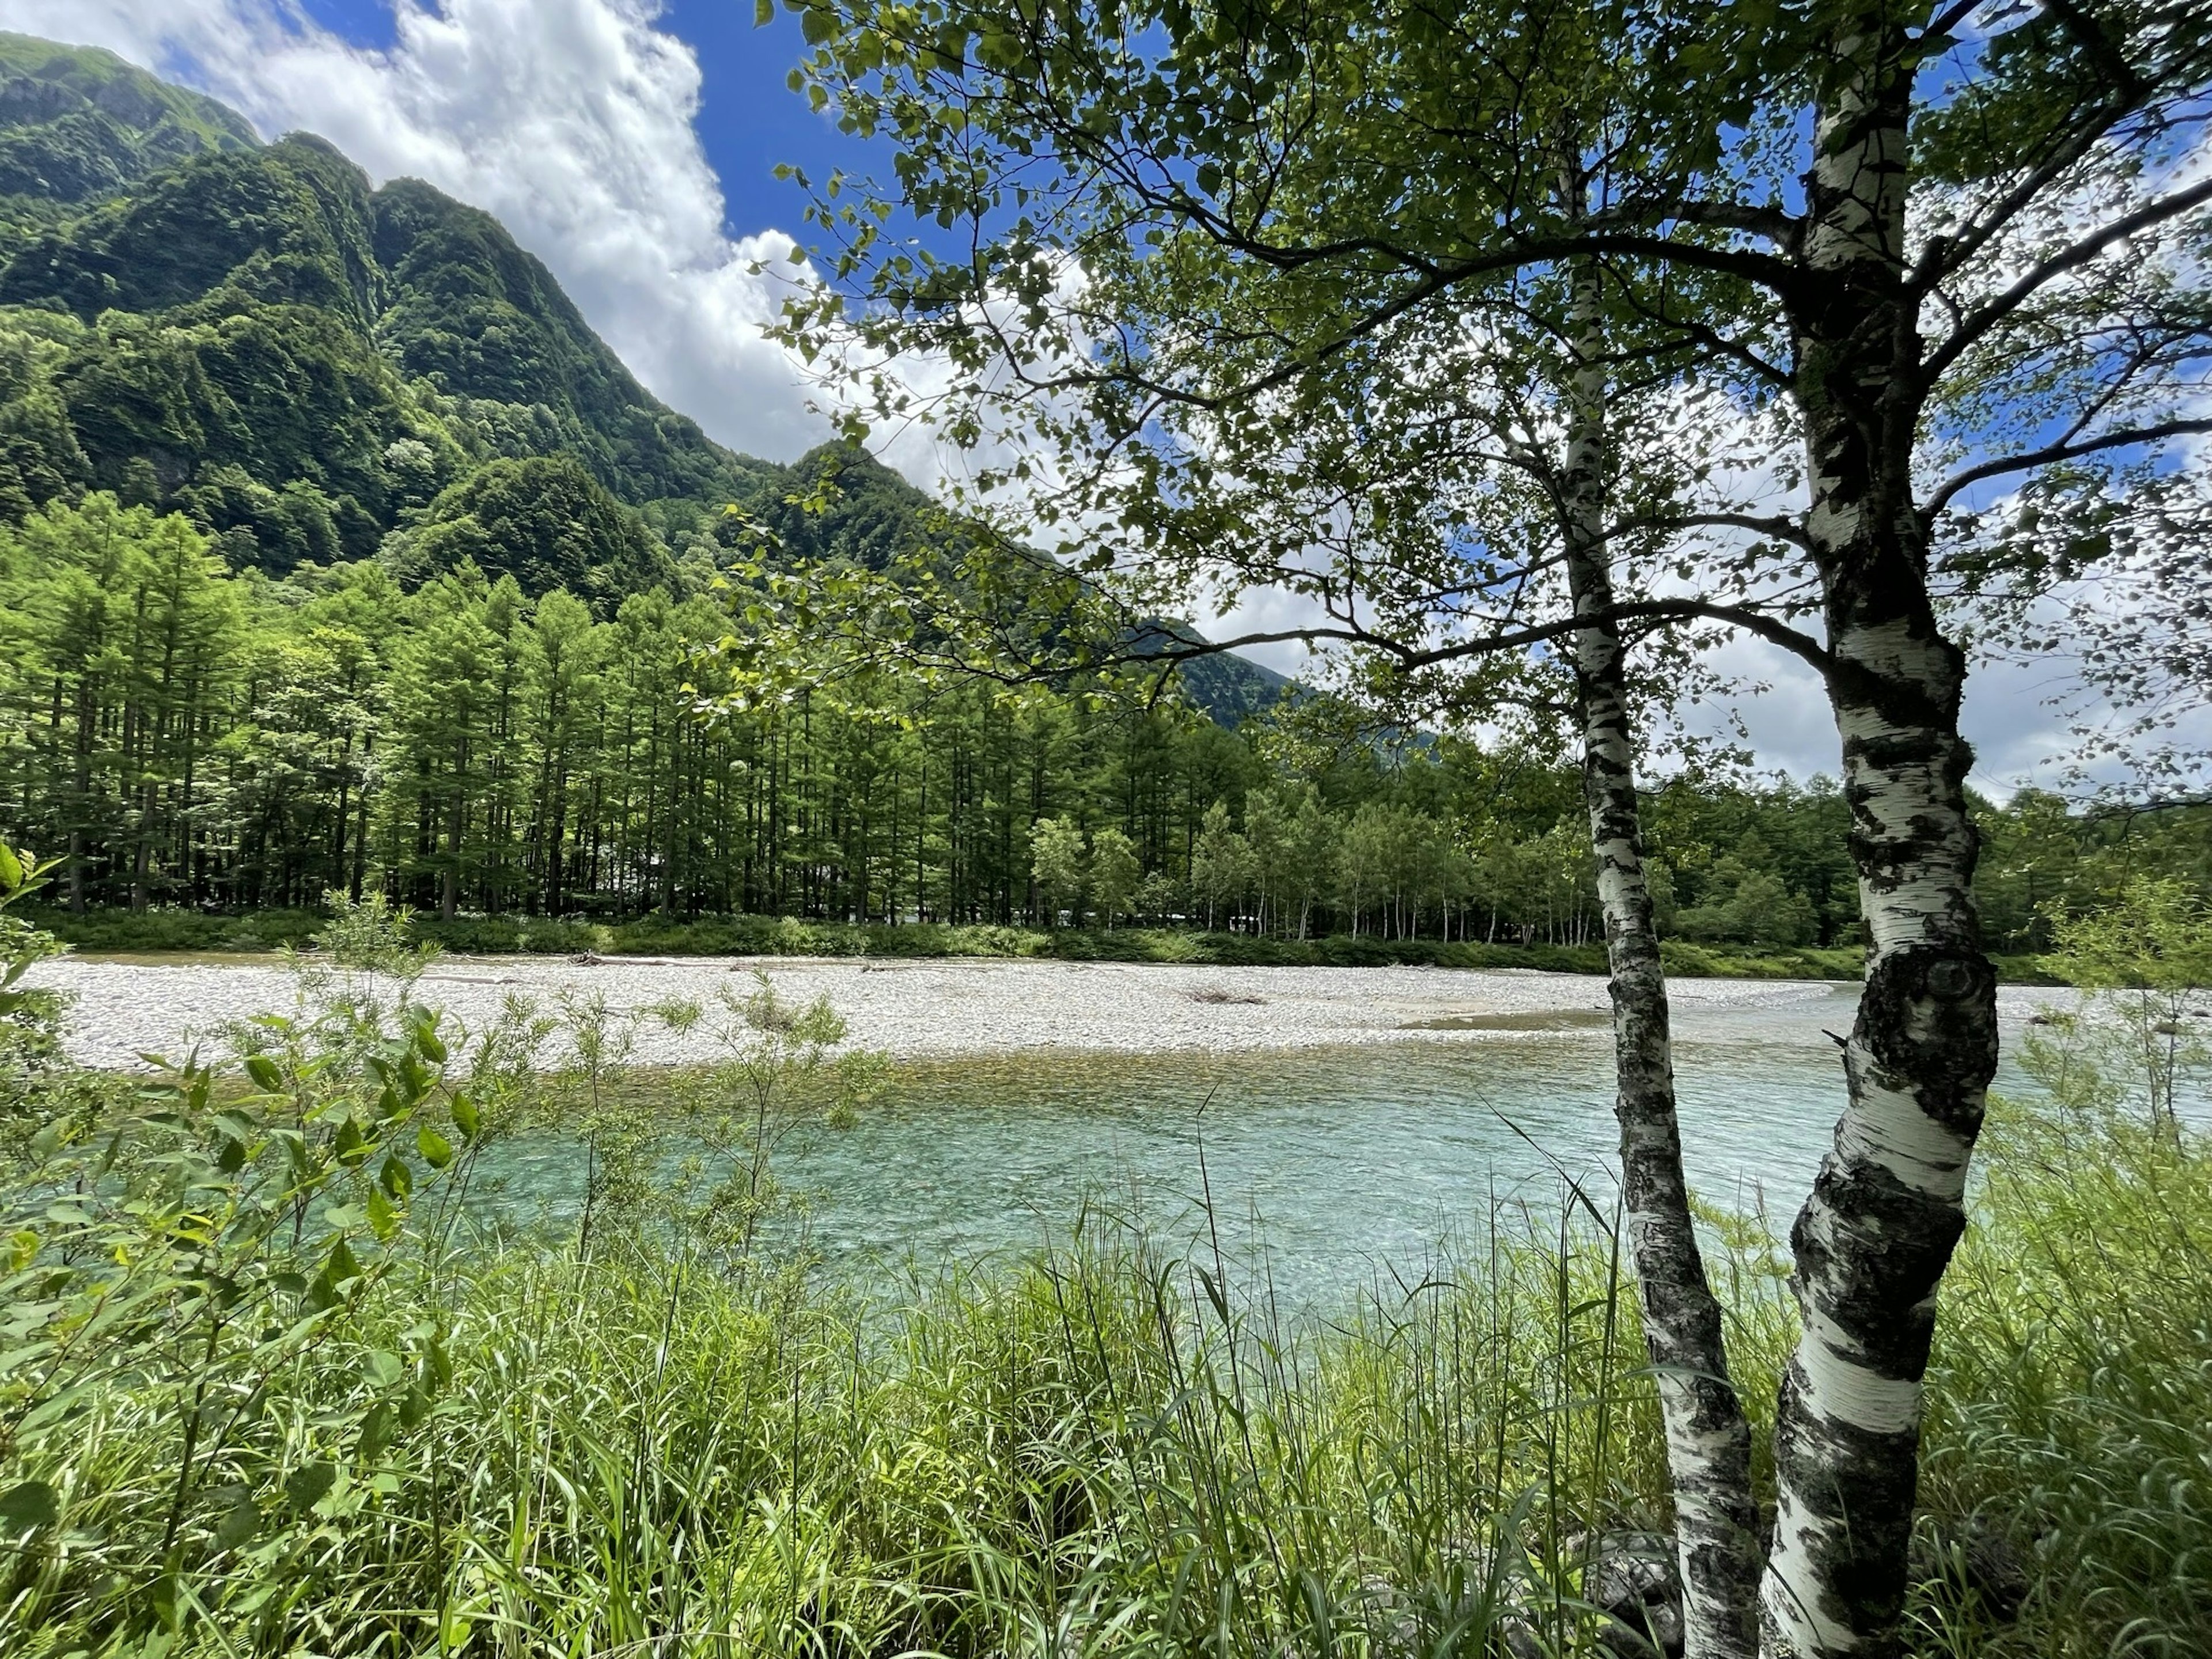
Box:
[0,32,254,218]
[0,33,1286,717]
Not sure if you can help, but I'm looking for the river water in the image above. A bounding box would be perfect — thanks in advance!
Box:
[35,954,2093,1302]
[472,978,2062,1301]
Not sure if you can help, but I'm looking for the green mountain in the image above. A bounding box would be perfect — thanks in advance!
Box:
[0,34,1285,710]
[0,35,781,578]
[0,33,254,233]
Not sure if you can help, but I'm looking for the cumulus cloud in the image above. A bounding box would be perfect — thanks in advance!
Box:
[0,0,835,464]
[0,2,2191,791]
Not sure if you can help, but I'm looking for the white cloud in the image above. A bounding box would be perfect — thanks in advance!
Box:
[0,2,2191,793]
[0,0,835,465]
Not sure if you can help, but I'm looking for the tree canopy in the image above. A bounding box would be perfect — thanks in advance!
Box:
[775,1,2211,1650]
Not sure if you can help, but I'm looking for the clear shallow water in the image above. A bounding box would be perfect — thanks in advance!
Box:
[39,953,2093,1305]
[476,981,2057,1302]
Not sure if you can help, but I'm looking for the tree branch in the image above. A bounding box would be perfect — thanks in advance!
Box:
[1923,416,2212,518]
[1920,175,2212,385]
[1611,511,1816,551]
[1103,597,1833,680]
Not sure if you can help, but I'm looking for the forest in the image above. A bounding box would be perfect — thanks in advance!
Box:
[0,31,2200,961]
[4,491,2203,955]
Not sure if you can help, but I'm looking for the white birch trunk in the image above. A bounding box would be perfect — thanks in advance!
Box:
[1562,263,1763,1659]
[1760,10,2001,1652]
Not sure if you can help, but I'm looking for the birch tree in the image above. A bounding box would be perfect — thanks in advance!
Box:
[773,1,2212,1652]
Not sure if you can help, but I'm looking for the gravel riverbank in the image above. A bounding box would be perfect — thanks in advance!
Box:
[28,952,1859,1068]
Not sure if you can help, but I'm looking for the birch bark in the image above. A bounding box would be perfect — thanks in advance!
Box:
[1561,266,1763,1659]
[1759,10,2001,1653]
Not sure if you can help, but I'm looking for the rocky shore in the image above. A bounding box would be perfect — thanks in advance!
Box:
[28,952,1851,1069]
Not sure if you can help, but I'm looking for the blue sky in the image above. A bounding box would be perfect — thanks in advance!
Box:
[0,0,2185,789]
[283,0,873,251]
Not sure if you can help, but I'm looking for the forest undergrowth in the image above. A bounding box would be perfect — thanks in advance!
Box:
[0,893,2201,1657]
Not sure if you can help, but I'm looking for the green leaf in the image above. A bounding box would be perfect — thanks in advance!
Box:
[755,0,774,24]
[214,1491,260,1549]
[356,1402,395,1463]
[0,843,22,891]
[245,1054,285,1093]
[321,1237,361,1295]
[416,1124,453,1169]
[144,1570,177,1632]
[450,1093,480,1142]
[363,1349,404,1391]
[378,1153,414,1199]
[0,1480,58,1533]
[284,1463,335,1513]
[365,1186,399,1243]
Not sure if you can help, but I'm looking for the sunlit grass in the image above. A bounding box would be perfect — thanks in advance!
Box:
[3,1101,2206,1657]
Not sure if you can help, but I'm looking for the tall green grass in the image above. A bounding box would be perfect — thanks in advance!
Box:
[6,1092,2207,1658]
[1912,1098,2212,1656]
[4,1202,1675,1657]
[0,892,2199,1658]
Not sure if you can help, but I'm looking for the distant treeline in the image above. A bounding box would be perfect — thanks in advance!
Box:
[3,495,2205,952]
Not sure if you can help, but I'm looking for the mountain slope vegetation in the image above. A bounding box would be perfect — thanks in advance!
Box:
[0,32,254,241]
[0,39,1284,713]
[0,94,770,572]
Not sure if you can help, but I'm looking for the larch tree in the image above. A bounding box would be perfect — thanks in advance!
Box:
[1029,812,1088,924]
[769,0,2212,1652]
[385,564,522,921]
[519,589,605,916]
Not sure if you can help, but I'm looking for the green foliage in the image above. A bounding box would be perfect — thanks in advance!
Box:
[2034,878,2212,1139]
[309,888,438,980]
[1088,824,1141,927]
[1672,836,1818,947]
[0,41,2199,970]
[369,176,772,510]
[0,493,2190,964]
[0,835,67,1126]
[1188,798,1251,930]
[385,453,677,612]
[0,94,776,559]
[1028,814,1086,927]
[0,988,487,1646]
[0,960,1674,1656]
[0,964,2205,1654]
[3,132,379,323]
[657,975,889,1266]
[1915,1092,2212,1656]
[0,32,255,256]
[0,494,241,912]
[2042,875,2212,997]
